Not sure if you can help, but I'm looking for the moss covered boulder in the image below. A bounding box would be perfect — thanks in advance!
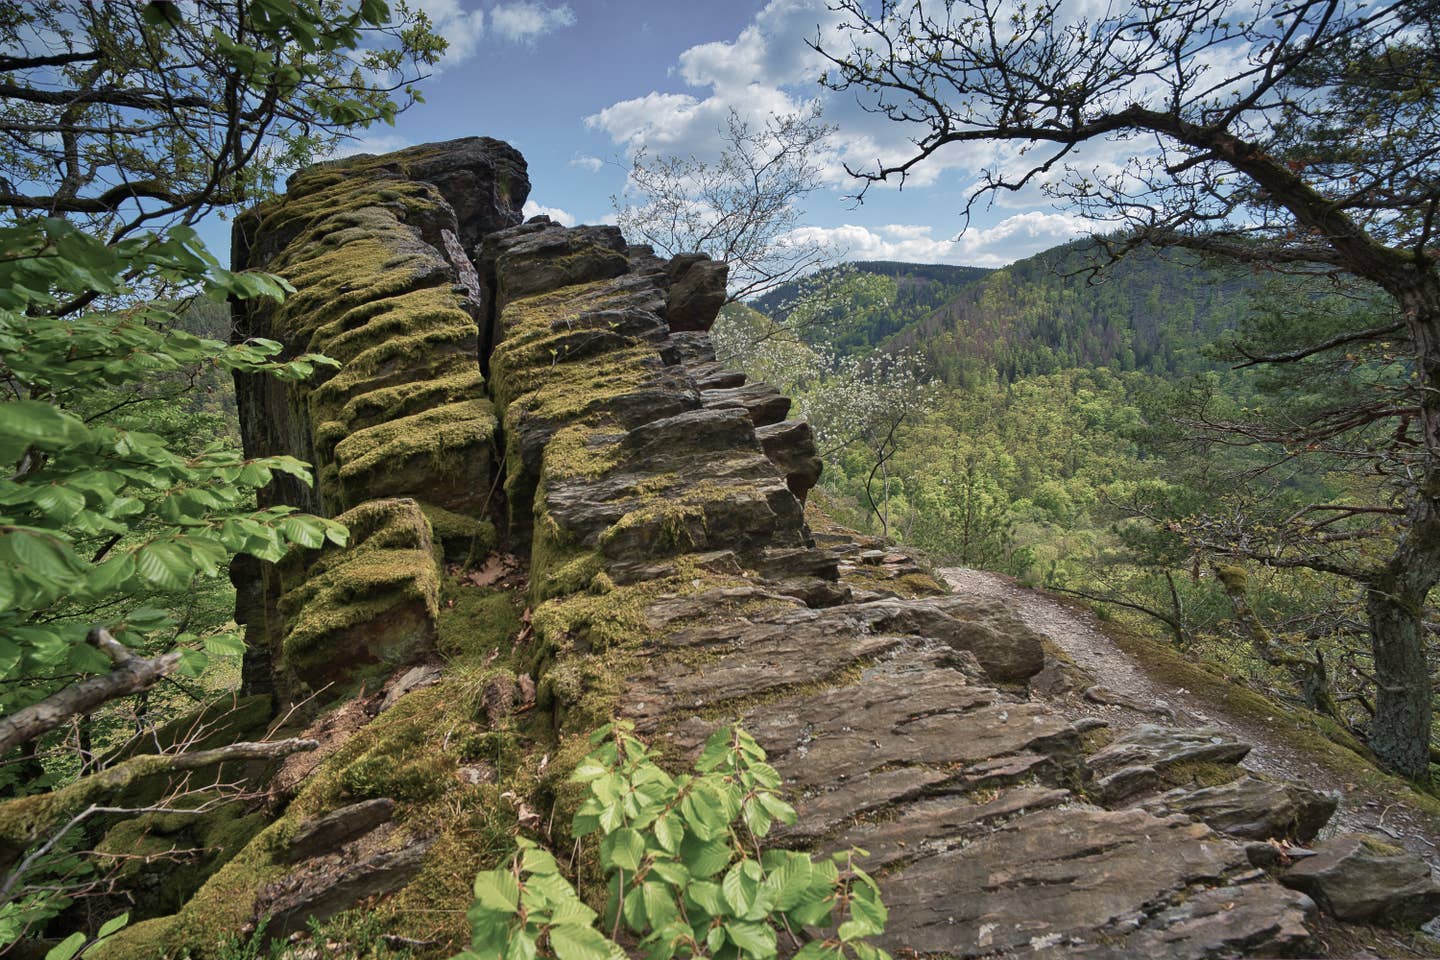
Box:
[278,499,440,701]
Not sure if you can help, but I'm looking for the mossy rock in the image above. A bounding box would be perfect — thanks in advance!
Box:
[437,583,521,659]
[95,798,269,920]
[422,503,497,565]
[278,499,441,701]
[333,398,496,514]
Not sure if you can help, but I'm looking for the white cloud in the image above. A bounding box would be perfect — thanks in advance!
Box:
[411,0,486,65]
[569,154,604,173]
[522,199,577,226]
[490,2,575,44]
[785,212,1090,268]
[583,0,982,193]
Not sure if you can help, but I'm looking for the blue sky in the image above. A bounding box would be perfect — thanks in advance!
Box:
[324,0,1093,269]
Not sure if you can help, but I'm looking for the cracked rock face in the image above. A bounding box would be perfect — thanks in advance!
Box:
[1144,774,1338,843]
[1280,833,1440,927]
[1087,724,1253,776]
[882,807,1314,958]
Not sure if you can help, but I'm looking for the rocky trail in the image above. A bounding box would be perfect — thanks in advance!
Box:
[941,566,1440,896]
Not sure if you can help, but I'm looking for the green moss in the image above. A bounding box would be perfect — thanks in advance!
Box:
[339,369,484,433]
[1161,760,1247,788]
[542,422,623,483]
[310,325,477,419]
[598,499,707,555]
[0,753,190,864]
[95,797,268,919]
[421,503,496,565]
[529,495,604,604]
[88,916,180,960]
[280,549,437,676]
[1213,563,1248,592]
[341,751,450,803]
[530,576,656,656]
[437,583,521,659]
[278,499,440,690]
[334,399,495,484]
[1356,835,1404,856]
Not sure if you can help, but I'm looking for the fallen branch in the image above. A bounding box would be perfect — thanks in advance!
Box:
[0,737,317,874]
[0,628,182,756]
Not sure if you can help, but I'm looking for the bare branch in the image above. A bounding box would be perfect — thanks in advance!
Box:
[0,629,181,756]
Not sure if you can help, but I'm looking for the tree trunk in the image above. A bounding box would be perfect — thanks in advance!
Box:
[1366,537,1438,782]
[1368,285,1440,782]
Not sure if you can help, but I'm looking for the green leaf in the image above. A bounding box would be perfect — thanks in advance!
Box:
[176,648,207,678]
[765,851,814,911]
[679,834,732,879]
[695,726,734,772]
[548,923,616,960]
[0,400,87,460]
[601,827,645,872]
[653,811,682,854]
[44,932,86,960]
[97,912,130,938]
[506,933,538,960]
[846,877,888,937]
[522,845,561,876]
[3,530,74,581]
[622,884,647,932]
[134,541,192,590]
[641,881,677,931]
[723,920,776,957]
[472,870,520,913]
[203,633,245,657]
[685,880,724,917]
[680,785,728,841]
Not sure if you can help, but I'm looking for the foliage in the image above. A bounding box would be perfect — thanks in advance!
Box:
[714,288,938,534]
[0,0,444,242]
[39,910,128,960]
[614,105,835,301]
[0,217,346,726]
[457,722,892,960]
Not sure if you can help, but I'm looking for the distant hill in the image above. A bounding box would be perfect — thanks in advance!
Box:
[746,245,1263,385]
[889,240,1257,385]
[748,261,993,357]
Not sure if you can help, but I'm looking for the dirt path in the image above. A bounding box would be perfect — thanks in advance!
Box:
[939,566,1440,872]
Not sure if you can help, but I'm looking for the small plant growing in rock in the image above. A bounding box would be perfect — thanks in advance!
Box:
[456,721,892,959]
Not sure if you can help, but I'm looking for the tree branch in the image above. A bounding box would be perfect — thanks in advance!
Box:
[1232,321,1404,368]
[0,629,181,756]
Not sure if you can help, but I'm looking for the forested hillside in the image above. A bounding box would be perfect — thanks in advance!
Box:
[754,242,1259,385]
[749,260,991,357]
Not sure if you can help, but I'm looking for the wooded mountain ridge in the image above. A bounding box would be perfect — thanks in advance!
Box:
[755,240,1262,385]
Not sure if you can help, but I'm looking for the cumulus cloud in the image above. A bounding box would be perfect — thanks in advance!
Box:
[786,212,1090,268]
[522,199,577,226]
[410,0,486,64]
[569,154,605,173]
[585,0,973,189]
[490,2,576,44]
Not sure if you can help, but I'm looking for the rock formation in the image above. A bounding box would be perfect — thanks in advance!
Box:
[87,136,1440,958]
